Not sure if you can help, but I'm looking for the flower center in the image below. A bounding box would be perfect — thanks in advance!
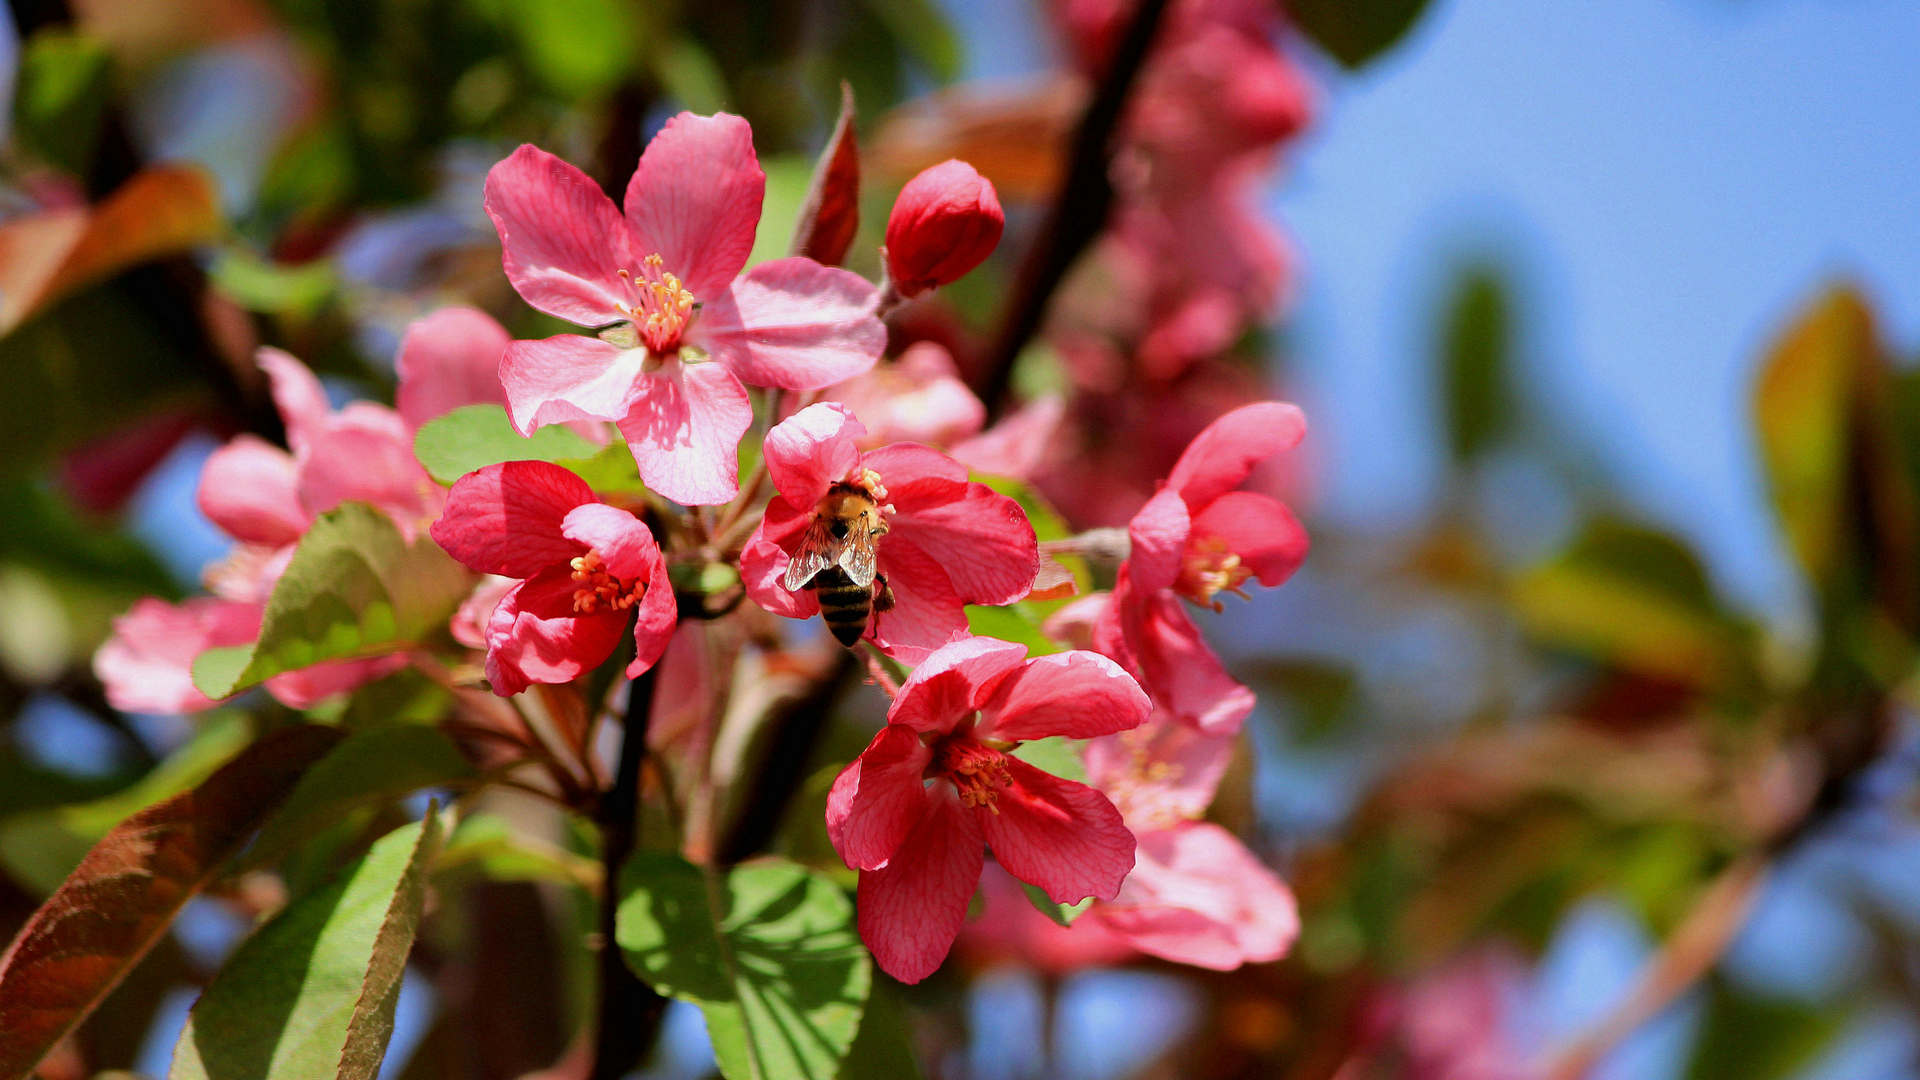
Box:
[616,253,697,353]
[931,735,1013,812]
[569,550,644,614]
[1174,535,1252,612]
[1101,728,1186,829]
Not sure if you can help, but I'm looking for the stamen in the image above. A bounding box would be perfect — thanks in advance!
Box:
[1175,536,1253,612]
[935,738,1014,813]
[569,550,644,614]
[614,252,698,353]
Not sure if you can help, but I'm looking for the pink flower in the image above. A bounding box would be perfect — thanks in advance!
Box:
[1101,401,1308,732]
[1090,821,1297,970]
[394,305,511,432]
[826,637,1151,983]
[430,461,675,696]
[484,113,887,506]
[740,403,1039,662]
[883,160,1004,297]
[957,863,1139,973]
[819,341,985,449]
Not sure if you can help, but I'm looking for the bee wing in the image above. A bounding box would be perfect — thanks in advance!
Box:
[783,517,839,590]
[835,517,879,589]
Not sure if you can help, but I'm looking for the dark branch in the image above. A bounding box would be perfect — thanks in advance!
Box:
[973,0,1173,416]
[590,667,668,1080]
[715,653,860,865]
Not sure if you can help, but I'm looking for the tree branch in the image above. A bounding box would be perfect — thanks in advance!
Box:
[590,667,667,1080]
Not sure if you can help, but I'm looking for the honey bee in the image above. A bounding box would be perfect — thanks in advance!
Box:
[784,482,896,646]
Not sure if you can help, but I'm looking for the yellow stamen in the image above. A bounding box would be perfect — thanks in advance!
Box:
[569,550,644,614]
[1175,536,1253,612]
[616,252,698,353]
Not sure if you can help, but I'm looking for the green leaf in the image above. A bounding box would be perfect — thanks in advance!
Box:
[492,0,639,98]
[14,29,112,176]
[1285,0,1435,68]
[1010,735,1087,785]
[966,603,1062,657]
[1020,881,1092,928]
[1683,982,1848,1080]
[171,810,446,1080]
[554,437,648,495]
[437,812,602,891]
[190,503,472,700]
[853,0,962,81]
[617,853,870,1080]
[207,249,337,318]
[412,403,604,485]
[239,726,474,872]
[1438,264,1514,461]
[750,157,819,269]
[836,982,922,1080]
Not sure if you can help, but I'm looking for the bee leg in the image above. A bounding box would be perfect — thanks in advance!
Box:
[873,574,896,614]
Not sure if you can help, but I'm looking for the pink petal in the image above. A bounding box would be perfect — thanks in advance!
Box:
[431,460,593,577]
[396,306,511,432]
[264,654,410,710]
[763,402,864,505]
[823,341,985,449]
[1189,490,1308,588]
[859,441,969,491]
[484,144,631,326]
[560,503,660,581]
[982,757,1135,904]
[623,111,762,299]
[197,435,306,547]
[1125,487,1190,594]
[296,404,442,533]
[866,535,976,664]
[696,258,884,391]
[1040,592,1114,653]
[1116,572,1255,734]
[1164,401,1306,509]
[483,568,627,697]
[856,791,984,984]
[257,347,331,455]
[738,498,821,620]
[500,335,648,435]
[452,576,515,650]
[93,596,261,714]
[887,636,1029,734]
[628,549,679,675]
[950,394,1064,481]
[978,651,1150,742]
[826,724,935,870]
[1096,822,1297,970]
[615,359,752,506]
[1085,718,1235,829]
[884,466,1039,606]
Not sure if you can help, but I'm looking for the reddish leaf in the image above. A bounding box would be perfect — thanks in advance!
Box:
[0,724,343,1080]
[790,82,862,267]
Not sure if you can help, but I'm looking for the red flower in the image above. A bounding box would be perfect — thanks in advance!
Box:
[826,637,1151,982]
[883,160,1004,297]
[430,461,676,696]
[1101,401,1308,733]
[741,403,1038,662]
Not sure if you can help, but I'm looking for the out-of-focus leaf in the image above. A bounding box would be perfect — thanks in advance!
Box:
[0,713,254,895]
[239,726,473,872]
[652,37,729,114]
[1511,517,1754,693]
[836,982,921,1080]
[791,83,861,267]
[488,0,639,98]
[207,249,337,318]
[853,0,961,82]
[436,813,601,891]
[1285,0,1435,68]
[750,156,817,270]
[171,810,445,1080]
[14,29,112,177]
[191,503,471,699]
[1682,982,1848,1080]
[1010,736,1087,785]
[617,853,870,1080]
[413,404,604,485]
[0,166,223,334]
[554,437,648,496]
[1249,659,1360,744]
[0,724,342,1080]
[1021,881,1092,927]
[966,604,1061,656]
[870,78,1081,199]
[1438,264,1513,462]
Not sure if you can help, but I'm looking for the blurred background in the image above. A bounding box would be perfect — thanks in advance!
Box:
[3,0,1920,1077]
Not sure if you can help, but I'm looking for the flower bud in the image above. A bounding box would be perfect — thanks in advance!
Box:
[883,160,1004,297]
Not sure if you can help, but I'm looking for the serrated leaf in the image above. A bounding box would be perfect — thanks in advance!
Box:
[1020,881,1092,928]
[1285,0,1435,68]
[239,726,474,872]
[791,83,860,267]
[617,853,870,1080]
[171,809,444,1080]
[412,404,603,485]
[190,503,471,699]
[0,725,342,1080]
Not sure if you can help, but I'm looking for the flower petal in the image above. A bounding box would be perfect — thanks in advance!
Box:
[738,498,821,620]
[560,503,660,581]
[484,144,631,325]
[1163,401,1305,509]
[296,404,442,534]
[483,568,626,697]
[623,112,763,300]
[823,341,985,449]
[884,462,1039,606]
[826,724,934,870]
[264,654,410,710]
[1125,487,1190,594]
[859,441,969,490]
[867,535,973,664]
[763,402,864,505]
[431,460,593,577]
[856,791,984,984]
[629,548,679,675]
[982,758,1135,904]
[395,306,511,432]
[500,335,648,435]
[257,348,331,455]
[616,359,753,506]
[697,258,884,390]
[1095,822,1298,970]
[1116,571,1255,734]
[978,650,1150,742]
[1189,490,1308,588]
[93,597,261,714]
[1084,718,1235,830]
[887,636,1029,734]
[197,435,306,547]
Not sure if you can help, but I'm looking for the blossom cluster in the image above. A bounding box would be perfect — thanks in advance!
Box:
[95,95,1309,986]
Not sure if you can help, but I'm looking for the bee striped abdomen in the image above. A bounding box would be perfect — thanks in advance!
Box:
[811,567,872,646]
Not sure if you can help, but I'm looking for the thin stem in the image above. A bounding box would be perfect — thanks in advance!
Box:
[590,668,667,1080]
[860,642,902,697]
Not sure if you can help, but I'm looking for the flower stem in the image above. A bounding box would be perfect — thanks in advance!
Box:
[589,667,666,1080]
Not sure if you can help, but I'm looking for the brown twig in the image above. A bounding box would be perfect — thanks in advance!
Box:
[973,0,1173,417]
[589,668,667,1080]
